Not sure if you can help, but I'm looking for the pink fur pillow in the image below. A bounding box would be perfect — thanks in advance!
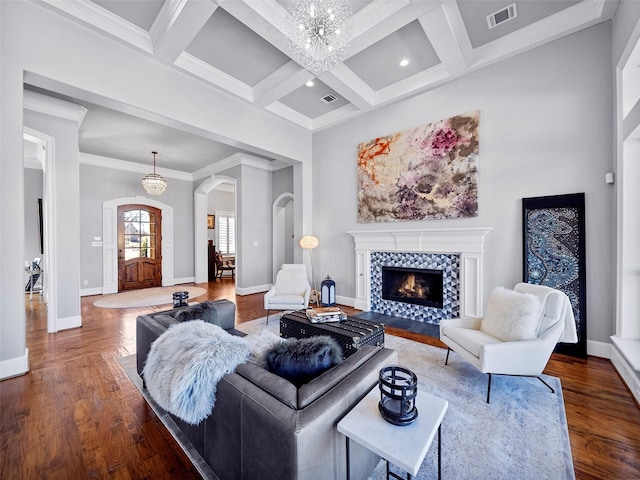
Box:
[480,287,543,341]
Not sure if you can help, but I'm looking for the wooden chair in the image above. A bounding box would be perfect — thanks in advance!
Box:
[214,251,235,281]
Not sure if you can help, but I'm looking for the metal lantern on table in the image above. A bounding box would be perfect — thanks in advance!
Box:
[173,291,189,308]
[378,365,419,426]
[320,275,336,306]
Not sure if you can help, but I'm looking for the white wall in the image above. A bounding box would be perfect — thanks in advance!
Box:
[312,22,615,344]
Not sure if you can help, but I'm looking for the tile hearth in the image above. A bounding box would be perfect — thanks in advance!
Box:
[354,311,440,339]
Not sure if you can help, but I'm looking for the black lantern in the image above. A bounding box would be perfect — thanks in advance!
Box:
[172,291,189,308]
[320,275,336,306]
[378,366,418,426]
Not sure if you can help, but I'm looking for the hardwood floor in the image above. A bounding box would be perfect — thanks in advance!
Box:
[2,280,639,479]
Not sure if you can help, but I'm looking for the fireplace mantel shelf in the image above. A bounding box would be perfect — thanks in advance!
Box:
[348,227,492,254]
[348,227,493,319]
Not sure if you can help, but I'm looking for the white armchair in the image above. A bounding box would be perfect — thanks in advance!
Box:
[440,282,578,403]
[264,264,311,324]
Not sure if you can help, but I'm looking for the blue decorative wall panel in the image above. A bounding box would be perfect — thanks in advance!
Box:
[370,252,460,324]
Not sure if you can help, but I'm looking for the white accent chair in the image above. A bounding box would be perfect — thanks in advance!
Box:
[440,282,578,403]
[264,264,311,324]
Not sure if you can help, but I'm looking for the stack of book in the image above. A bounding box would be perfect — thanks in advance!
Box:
[306,306,347,323]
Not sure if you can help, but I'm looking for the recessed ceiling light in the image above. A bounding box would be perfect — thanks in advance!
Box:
[399,58,410,67]
[306,80,314,87]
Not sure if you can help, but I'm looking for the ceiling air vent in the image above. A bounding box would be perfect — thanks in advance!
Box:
[321,93,338,104]
[487,3,517,29]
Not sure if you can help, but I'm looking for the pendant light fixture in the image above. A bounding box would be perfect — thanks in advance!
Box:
[141,150,167,196]
[287,0,352,75]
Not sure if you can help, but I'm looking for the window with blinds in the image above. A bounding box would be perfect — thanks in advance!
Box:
[218,213,236,255]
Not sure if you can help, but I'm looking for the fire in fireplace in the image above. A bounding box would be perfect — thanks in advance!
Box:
[381,266,444,309]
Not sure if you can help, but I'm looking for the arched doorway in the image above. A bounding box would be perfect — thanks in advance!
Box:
[194,175,236,284]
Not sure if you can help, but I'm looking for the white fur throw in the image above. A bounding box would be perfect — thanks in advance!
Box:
[142,320,250,425]
[480,287,543,342]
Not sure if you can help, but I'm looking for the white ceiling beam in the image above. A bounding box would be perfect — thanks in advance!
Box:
[151,0,219,64]
[319,64,375,110]
[438,1,475,68]
[253,61,314,108]
[346,0,417,57]
[416,4,469,77]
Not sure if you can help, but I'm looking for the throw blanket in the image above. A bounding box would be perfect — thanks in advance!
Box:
[142,320,250,425]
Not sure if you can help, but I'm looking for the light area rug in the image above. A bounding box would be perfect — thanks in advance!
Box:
[93,286,206,308]
[123,316,574,480]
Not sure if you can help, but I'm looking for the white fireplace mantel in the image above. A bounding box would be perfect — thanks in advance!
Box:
[348,227,492,319]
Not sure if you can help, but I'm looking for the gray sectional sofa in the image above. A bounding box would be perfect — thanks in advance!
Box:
[136,299,397,480]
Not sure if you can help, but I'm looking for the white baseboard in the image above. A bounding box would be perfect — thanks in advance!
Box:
[80,287,103,297]
[0,348,29,379]
[610,342,640,406]
[236,283,271,296]
[56,315,82,331]
[336,295,355,308]
[174,277,195,285]
[587,339,611,359]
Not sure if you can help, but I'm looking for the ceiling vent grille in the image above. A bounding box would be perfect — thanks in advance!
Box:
[487,3,517,29]
[321,93,338,104]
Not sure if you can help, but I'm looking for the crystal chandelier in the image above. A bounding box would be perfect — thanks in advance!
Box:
[141,151,167,196]
[288,0,351,76]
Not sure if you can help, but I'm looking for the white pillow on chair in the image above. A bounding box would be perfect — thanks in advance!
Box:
[480,287,543,341]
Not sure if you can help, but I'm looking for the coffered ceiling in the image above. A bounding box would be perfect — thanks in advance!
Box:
[30,0,618,173]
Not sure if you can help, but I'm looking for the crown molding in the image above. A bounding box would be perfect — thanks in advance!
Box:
[79,152,192,181]
[23,91,88,125]
[311,103,363,132]
[149,0,189,45]
[41,0,153,53]
[192,152,283,180]
[174,52,254,102]
[265,102,313,130]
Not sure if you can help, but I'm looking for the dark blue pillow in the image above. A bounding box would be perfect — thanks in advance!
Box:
[265,336,343,386]
[174,301,222,326]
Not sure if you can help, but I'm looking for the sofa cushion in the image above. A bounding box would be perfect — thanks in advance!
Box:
[297,345,379,409]
[174,301,223,325]
[480,287,543,341]
[265,336,343,387]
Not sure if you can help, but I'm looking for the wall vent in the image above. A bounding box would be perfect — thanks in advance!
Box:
[321,93,337,104]
[487,3,517,29]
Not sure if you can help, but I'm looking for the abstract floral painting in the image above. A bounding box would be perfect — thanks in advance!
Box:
[357,110,479,223]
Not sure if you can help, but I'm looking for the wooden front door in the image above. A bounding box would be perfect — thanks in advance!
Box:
[118,205,162,291]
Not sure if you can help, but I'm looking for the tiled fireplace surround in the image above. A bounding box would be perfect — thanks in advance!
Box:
[349,228,492,326]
